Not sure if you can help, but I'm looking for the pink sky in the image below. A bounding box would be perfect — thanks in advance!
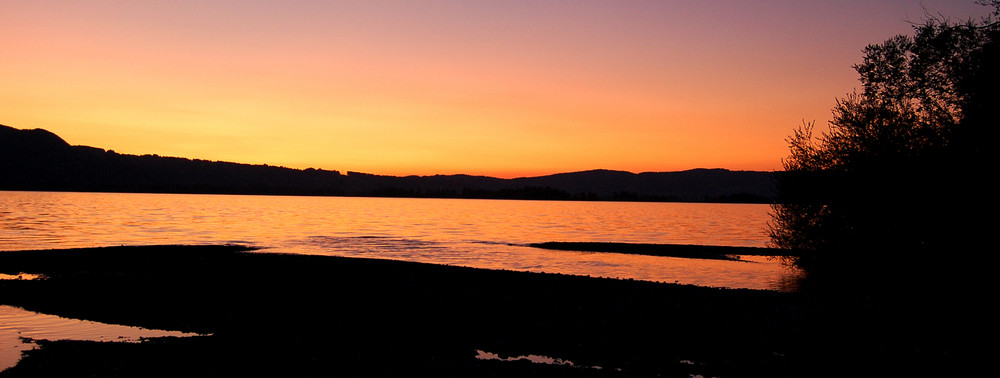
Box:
[1,1,992,178]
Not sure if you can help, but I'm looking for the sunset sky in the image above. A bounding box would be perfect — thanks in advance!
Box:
[1,1,992,178]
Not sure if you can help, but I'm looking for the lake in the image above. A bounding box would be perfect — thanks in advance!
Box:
[0,191,800,291]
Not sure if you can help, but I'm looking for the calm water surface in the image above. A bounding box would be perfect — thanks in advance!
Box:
[0,191,799,291]
[0,304,203,371]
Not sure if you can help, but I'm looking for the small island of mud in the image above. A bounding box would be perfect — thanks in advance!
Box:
[527,241,799,260]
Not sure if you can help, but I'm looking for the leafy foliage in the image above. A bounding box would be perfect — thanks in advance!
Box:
[769,4,998,273]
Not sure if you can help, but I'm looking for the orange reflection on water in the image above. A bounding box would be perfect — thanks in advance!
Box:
[0,305,204,372]
[0,273,44,281]
[1,191,800,291]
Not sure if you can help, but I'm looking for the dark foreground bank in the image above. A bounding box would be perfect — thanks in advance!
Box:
[0,246,988,377]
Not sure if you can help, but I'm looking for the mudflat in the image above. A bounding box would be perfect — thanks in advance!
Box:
[0,245,986,377]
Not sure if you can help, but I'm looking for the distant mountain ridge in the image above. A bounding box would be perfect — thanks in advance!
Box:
[1,124,776,202]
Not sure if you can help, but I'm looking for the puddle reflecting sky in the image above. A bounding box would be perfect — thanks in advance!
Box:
[0,305,204,372]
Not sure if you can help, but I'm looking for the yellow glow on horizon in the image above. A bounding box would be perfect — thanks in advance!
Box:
[2,1,989,179]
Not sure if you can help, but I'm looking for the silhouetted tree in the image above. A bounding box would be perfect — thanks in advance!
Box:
[769,3,998,275]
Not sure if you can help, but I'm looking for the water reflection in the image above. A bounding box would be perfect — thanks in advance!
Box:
[288,236,801,291]
[475,349,594,369]
[0,305,203,372]
[0,191,800,291]
[0,273,44,281]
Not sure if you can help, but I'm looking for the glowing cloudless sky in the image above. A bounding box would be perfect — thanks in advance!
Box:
[1,1,992,178]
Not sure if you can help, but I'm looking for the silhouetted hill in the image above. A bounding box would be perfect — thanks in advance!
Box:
[512,169,776,202]
[1,124,776,202]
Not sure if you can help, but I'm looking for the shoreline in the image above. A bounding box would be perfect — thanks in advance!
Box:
[527,241,800,260]
[0,245,985,377]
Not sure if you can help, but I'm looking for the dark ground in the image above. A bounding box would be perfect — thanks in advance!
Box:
[0,245,990,377]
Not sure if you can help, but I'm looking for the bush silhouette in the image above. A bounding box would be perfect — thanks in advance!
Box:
[769,3,998,279]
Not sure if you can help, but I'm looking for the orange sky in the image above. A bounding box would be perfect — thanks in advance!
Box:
[1,1,992,178]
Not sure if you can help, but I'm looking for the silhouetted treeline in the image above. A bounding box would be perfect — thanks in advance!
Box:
[765,3,999,300]
[770,5,997,265]
[1,125,775,203]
